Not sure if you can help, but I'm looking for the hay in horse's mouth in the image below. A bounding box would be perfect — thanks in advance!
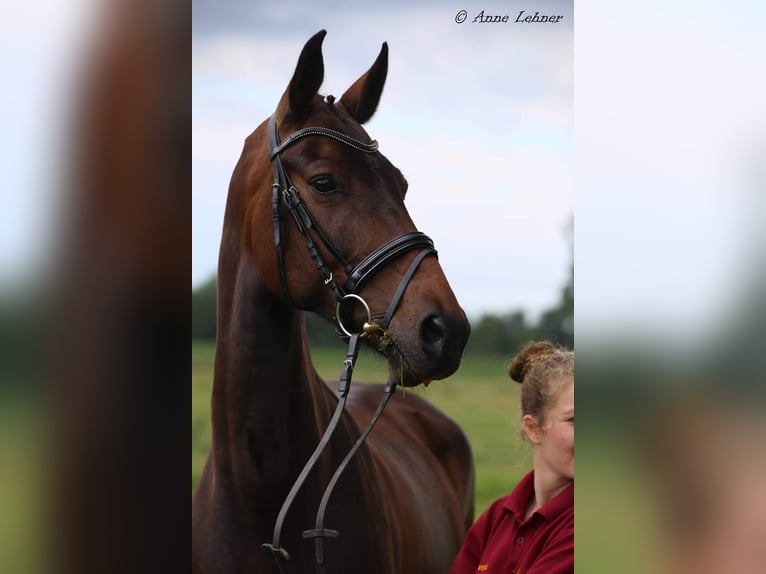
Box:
[331,311,430,387]
[374,330,430,388]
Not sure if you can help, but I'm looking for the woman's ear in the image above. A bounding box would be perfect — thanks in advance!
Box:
[522,414,543,445]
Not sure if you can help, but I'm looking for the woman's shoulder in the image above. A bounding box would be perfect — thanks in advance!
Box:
[477,471,535,523]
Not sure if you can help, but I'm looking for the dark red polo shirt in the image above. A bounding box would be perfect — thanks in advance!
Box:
[449,471,573,574]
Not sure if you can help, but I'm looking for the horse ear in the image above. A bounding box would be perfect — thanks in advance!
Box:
[278,29,326,121]
[340,42,388,125]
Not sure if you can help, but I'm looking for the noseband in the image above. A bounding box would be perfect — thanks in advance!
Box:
[262,112,437,573]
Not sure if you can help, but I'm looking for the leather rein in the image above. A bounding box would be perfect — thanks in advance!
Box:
[261,112,437,573]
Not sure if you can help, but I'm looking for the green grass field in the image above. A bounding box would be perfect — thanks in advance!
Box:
[0,344,656,573]
[192,340,531,518]
[0,392,43,574]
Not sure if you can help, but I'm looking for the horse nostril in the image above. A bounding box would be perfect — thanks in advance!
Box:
[419,314,446,358]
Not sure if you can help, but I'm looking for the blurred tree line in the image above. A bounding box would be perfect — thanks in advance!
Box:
[0,286,45,390]
[193,217,574,354]
[192,264,572,354]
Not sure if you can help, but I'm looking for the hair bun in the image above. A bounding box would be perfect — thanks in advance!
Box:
[508,341,556,383]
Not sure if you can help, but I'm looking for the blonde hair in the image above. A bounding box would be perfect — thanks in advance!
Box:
[508,341,574,429]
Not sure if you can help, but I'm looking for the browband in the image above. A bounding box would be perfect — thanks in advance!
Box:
[270,126,379,160]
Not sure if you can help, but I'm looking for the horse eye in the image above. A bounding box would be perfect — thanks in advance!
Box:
[310,176,338,195]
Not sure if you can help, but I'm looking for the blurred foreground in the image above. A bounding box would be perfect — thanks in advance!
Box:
[577,331,766,574]
[0,1,763,573]
[1,0,188,572]
[576,1,766,570]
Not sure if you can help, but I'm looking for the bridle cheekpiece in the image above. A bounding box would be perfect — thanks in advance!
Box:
[263,109,438,574]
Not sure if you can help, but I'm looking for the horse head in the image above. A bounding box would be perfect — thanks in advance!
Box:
[244,30,470,386]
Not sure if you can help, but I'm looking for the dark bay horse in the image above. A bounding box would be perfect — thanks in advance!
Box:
[192,30,473,574]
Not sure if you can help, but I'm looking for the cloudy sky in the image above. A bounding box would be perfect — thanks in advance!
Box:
[575,0,765,338]
[2,0,761,336]
[192,0,574,319]
[0,0,98,286]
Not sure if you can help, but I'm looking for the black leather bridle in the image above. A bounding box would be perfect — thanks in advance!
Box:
[266,113,436,308]
[261,110,438,573]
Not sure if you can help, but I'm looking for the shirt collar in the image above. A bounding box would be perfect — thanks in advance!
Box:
[502,470,574,521]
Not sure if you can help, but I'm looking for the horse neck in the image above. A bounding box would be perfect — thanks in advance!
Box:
[210,250,335,497]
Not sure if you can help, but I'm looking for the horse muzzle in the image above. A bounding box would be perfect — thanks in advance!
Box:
[377,307,470,387]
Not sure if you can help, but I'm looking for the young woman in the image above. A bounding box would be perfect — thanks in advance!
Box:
[450,341,574,574]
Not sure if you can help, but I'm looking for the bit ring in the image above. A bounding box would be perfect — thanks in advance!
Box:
[335,294,372,338]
